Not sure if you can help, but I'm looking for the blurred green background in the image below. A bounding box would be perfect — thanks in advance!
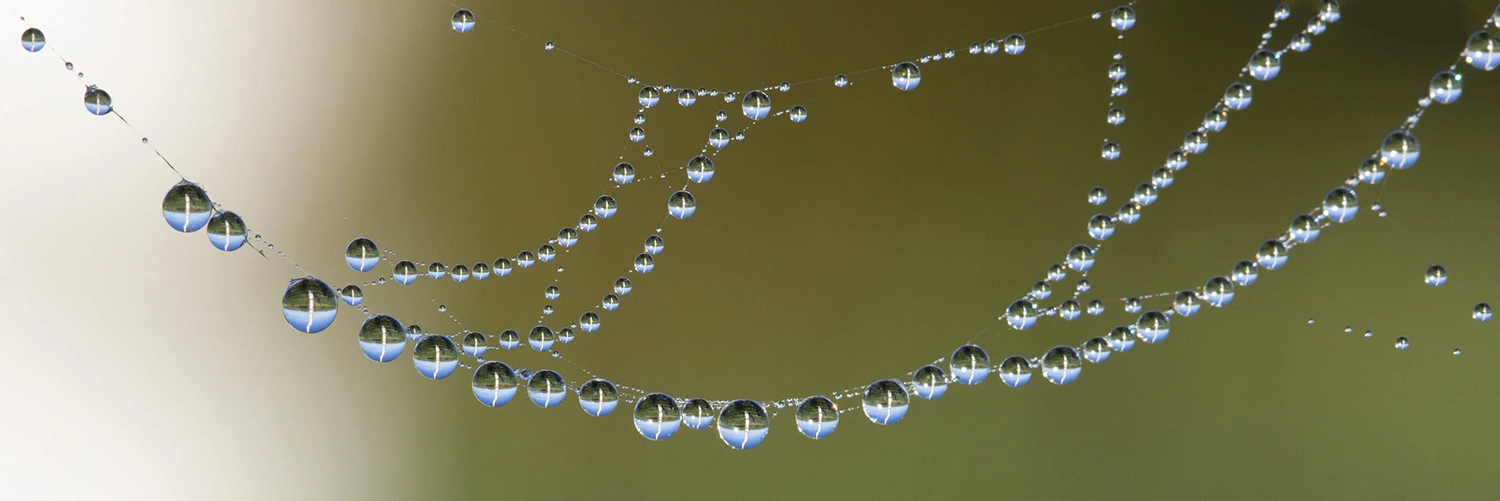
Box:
[3,0,1499,499]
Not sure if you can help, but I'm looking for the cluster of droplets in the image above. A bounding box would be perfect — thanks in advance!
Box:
[19,0,1500,450]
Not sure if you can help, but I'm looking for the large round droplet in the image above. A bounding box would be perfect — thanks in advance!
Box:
[1232,260,1259,286]
[392,260,419,285]
[358,314,406,363]
[1247,49,1282,81]
[862,380,910,425]
[1203,276,1235,307]
[413,334,459,380]
[717,400,770,450]
[462,331,487,357]
[950,344,991,385]
[1066,245,1096,271]
[795,396,839,439]
[1110,6,1136,31]
[449,264,471,282]
[20,28,45,52]
[1223,82,1253,110]
[472,361,518,407]
[687,155,715,183]
[708,128,730,149]
[1257,240,1289,270]
[451,9,475,33]
[206,211,247,251]
[84,87,112,115]
[638,86,661,108]
[682,398,715,430]
[1322,188,1359,223]
[1379,131,1420,170]
[1173,290,1202,317]
[343,237,379,272]
[1004,34,1026,55]
[593,195,618,218]
[528,325,556,351]
[1470,31,1500,71]
[579,312,601,333]
[667,191,696,219]
[1474,302,1493,322]
[497,329,520,350]
[633,393,682,440]
[1107,326,1136,352]
[578,378,619,417]
[998,355,1033,387]
[1289,214,1320,243]
[677,89,697,107]
[162,181,212,233]
[1082,337,1112,363]
[282,277,338,333]
[1135,311,1170,343]
[741,90,771,120]
[1088,214,1116,240]
[912,365,947,400]
[526,370,567,408]
[1005,299,1039,330]
[1425,265,1447,287]
[338,285,363,307]
[613,162,636,184]
[891,62,921,91]
[1042,346,1083,385]
[1429,71,1463,104]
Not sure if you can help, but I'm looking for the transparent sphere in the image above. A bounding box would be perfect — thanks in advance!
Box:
[1474,303,1493,322]
[1136,311,1170,344]
[450,9,475,33]
[1424,265,1447,287]
[1004,34,1026,55]
[1042,346,1083,385]
[891,62,922,91]
[1318,0,1341,23]
[578,214,599,232]
[1107,326,1136,352]
[912,365,948,400]
[789,105,808,123]
[950,344,991,385]
[1288,214,1320,243]
[1307,18,1327,36]
[413,335,460,380]
[497,329,520,350]
[613,162,636,184]
[1082,337,1112,363]
[645,235,666,255]
[20,27,45,52]
[450,264,470,283]
[1247,49,1282,81]
[282,277,339,333]
[1173,290,1202,317]
[1088,186,1109,205]
[1107,62,1126,80]
[472,361,518,407]
[544,41,554,50]
[1107,107,1126,126]
[717,400,770,450]
[339,284,363,307]
[579,311,601,333]
[1183,131,1209,155]
[592,195,618,219]
[493,257,514,277]
[638,86,661,108]
[557,327,575,344]
[517,251,535,268]
[834,74,850,88]
[1152,168,1174,188]
[1224,82,1253,110]
[1133,184,1158,206]
[206,211,247,251]
[528,325,556,352]
[741,90,771,120]
[1274,4,1291,22]
[162,181,213,233]
[677,89,697,107]
[1087,299,1105,316]
[795,396,839,439]
[1048,263,1067,282]
[682,398,715,430]
[667,191,697,219]
[573,378,621,417]
[862,380,911,425]
[1379,130,1420,170]
[709,128,731,149]
[1031,281,1052,300]
[634,253,655,274]
[615,277,633,295]
[1323,187,1359,223]
[1101,141,1121,160]
[472,262,492,280]
[633,393,681,440]
[1226,260,1259,288]
[686,155,715,183]
[1393,337,1410,350]
[998,356,1033,388]
[404,324,424,342]
[393,260,419,285]
[358,314,406,363]
[544,285,561,301]
[1110,6,1137,31]
[1066,245,1096,271]
[1203,276,1236,307]
[527,370,568,408]
[1289,33,1313,53]
[1166,150,1188,171]
[1124,297,1142,314]
[1059,299,1082,320]
[461,331,487,358]
[1005,299,1039,330]
[1111,80,1129,97]
[602,293,620,311]
[427,262,447,280]
[1257,239,1290,270]
[1429,71,1463,104]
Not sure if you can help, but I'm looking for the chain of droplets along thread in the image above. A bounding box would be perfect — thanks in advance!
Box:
[13,0,1500,449]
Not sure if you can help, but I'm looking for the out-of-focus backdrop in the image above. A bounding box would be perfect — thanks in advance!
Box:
[2,0,1499,499]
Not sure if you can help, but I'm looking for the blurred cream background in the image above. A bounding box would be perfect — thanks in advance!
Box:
[3,1,1500,500]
